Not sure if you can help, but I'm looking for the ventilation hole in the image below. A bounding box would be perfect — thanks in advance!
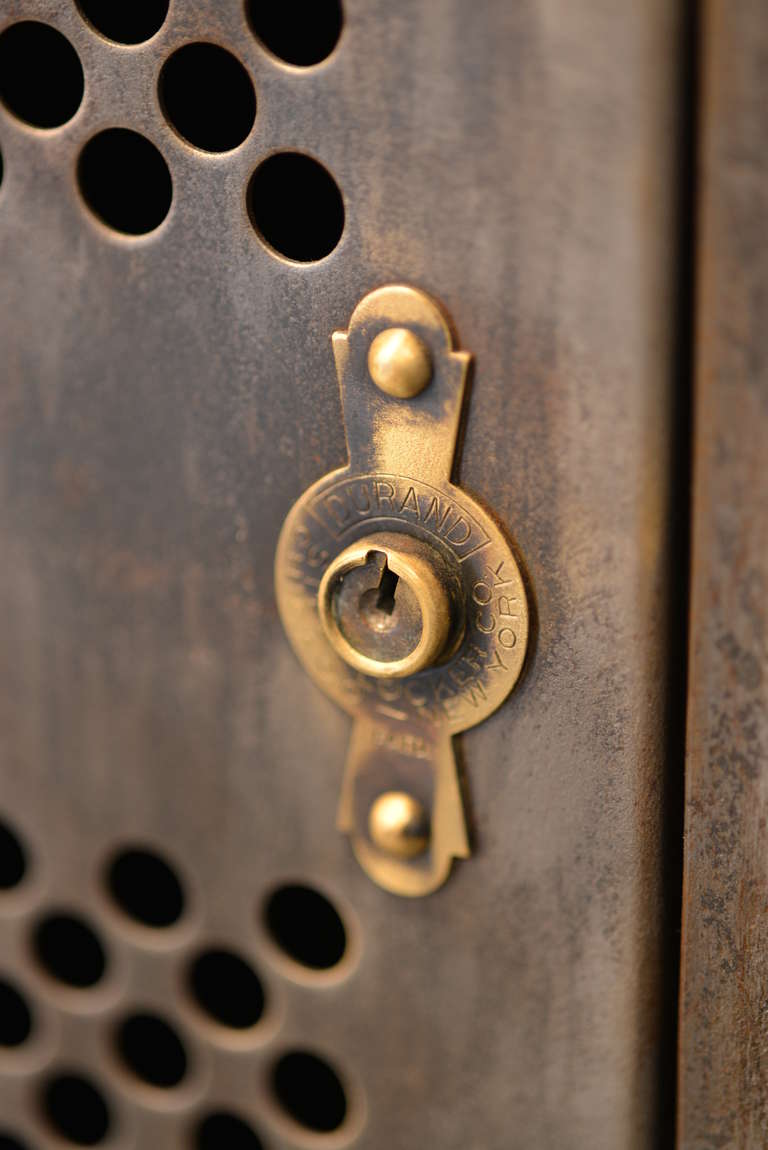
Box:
[0,818,27,890]
[195,1112,264,1150]
[105,845,184,927]
[0,1135,31,1150]
[76,0,169,44]
[0,978,32,1047]
[42,1073,110,1146]
[116,1013,187,1088]
[33,912,106,989]
[0,22,84,129]
[159,43,256,153]
[189,948,265,1030]
[77,130,172,236]
[264,883,346,970]
[247,153,344,262]
[272,1050,347,1133]
[246,0,343,66]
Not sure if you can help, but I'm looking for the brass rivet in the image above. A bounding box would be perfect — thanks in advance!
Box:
[368,328,432,398]
[368,791,430,859]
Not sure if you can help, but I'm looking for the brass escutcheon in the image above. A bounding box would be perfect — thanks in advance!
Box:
[275,285,530,896]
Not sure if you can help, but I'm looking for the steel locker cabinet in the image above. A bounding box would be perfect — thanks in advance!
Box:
[677,1,768,1145]
[0,2,687,1147]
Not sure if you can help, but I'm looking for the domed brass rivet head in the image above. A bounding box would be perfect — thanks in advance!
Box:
[368,327,432,398]
[369,791,430,859]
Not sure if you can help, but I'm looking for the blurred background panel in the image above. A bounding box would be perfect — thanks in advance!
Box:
[678,1,768,1146]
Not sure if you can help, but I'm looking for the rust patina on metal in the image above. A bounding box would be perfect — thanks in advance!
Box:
[678,2,768,1145]
[0,1,685,1145]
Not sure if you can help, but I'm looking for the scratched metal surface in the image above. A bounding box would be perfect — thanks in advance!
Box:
[677,2,768,1146]
[0,2,683,1147]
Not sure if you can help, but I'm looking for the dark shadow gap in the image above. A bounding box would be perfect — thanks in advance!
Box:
[656,0,700,1145]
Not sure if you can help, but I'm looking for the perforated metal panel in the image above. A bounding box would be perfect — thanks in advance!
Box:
[0,2,685,1147]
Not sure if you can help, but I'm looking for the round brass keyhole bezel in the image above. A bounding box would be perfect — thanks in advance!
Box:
[318,532,456,679]
[278,466,528,735]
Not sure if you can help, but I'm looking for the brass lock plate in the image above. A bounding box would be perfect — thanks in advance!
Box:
[275,285,529,896]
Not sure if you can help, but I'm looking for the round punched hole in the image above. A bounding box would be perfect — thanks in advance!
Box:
[195,1111,264,1150]
[271,1050,347,1134]
[264,883,346,971]
[246,0,343,66]
[76,0,169,45]
[0,817,27,890]
[159,43,256,153]
[105,845,185,927]
[42,1073,110,1146]
[0,1135,31,1150]
[247,152,344,262]
[0,978,32,1047]
[0,22,84,129]
[77,129,172,236]
[189,949,265,1030]
[116,1012,187,1088]
[33,912,106,989]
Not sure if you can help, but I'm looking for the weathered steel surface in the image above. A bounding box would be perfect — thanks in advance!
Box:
[0,2,683,1147]
[678,2,768,1146]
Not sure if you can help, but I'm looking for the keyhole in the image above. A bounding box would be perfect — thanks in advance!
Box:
[376,563,399,616]
[354,553,402,634]
[321,536,450,675]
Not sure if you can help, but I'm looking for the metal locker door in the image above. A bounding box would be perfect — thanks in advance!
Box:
[0,2,687,1147]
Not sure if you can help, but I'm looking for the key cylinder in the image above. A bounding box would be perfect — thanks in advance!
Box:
[318,532,457,678]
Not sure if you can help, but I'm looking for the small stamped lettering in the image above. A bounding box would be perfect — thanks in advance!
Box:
[372,727,430,759]
[312,474,491,560]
